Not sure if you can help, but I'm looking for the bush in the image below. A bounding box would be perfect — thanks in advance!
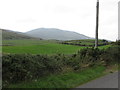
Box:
[100,46,120,65]
[2,54,48,86]
[2,45,119,87]
[2,54,67,87]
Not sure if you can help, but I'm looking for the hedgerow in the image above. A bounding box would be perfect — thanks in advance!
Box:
[2,45,119,87]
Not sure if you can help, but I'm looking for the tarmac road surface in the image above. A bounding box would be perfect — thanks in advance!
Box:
[77,72,118,88]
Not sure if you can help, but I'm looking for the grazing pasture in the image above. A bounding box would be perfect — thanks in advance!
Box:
[2,40,110,54]
[2,40,84,54]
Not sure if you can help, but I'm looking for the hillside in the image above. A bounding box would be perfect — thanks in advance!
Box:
[1,29,41,40]
[26,28,92,40]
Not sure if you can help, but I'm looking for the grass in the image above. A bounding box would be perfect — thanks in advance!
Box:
[98,45,111,49]
[8,65,106,88]
[2,39,57,46]
[3,43,85,55]
[2,40,111,54]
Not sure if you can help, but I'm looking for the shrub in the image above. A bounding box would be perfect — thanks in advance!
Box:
[100,46,120,65]
[2,45,119,87]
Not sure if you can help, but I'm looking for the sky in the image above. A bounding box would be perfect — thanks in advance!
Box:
[0,0,119,41]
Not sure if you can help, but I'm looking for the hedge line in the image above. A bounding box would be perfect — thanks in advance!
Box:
[2,45,120,87]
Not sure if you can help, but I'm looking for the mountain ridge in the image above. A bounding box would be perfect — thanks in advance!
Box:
[1,29,41,40]
[26,28,92,40]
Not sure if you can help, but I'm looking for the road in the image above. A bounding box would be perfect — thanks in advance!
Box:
[77,72,118,88]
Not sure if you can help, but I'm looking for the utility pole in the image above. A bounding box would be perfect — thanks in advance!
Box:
[95,0,99,48]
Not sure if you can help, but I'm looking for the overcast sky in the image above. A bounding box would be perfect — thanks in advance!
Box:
[0,0,119,41]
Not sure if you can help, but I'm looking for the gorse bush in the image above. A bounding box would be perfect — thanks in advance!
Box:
[3,54,41,86]
[2,45,119,87]
[2,54,66,87]
[100,46,120,65]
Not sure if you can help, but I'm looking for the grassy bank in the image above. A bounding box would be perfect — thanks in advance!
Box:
[8,65,106,88]
[8,63,119,88]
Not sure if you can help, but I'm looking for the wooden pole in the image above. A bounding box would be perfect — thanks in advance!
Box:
[95,0,99,48]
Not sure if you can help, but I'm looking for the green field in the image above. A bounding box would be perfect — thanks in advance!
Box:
[3,40,110,54]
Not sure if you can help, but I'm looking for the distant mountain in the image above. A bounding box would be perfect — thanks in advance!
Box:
[26,28,92,40]
[1,29,41,40]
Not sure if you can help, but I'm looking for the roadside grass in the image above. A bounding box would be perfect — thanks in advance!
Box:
[104,63,119,73]
[8,65,106,88]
